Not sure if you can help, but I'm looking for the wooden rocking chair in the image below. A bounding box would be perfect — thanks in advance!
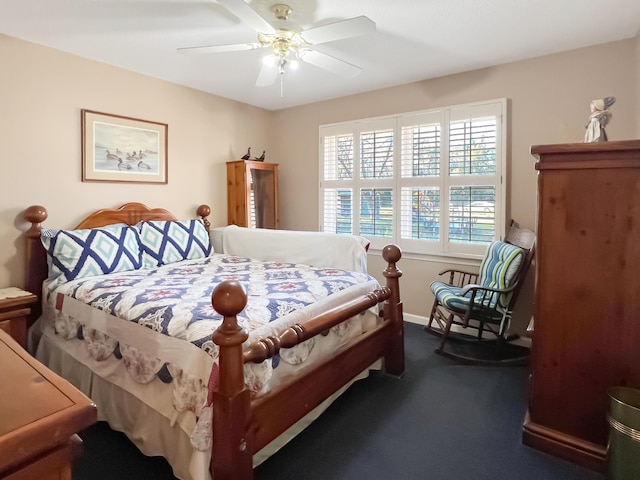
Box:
[425,221,536,365]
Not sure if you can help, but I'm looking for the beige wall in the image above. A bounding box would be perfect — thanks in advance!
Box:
[2,33,639,333]
[0,34,273,288]
[272,37,639,329]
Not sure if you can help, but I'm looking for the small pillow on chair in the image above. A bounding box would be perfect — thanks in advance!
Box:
[479,241,524,290]
[138,219,211,268]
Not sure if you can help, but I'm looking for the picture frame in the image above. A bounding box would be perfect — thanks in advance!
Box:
[81,109,168,184]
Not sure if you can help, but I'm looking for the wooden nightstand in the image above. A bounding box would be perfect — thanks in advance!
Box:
[0,330,97,479]
[0,288,38,349]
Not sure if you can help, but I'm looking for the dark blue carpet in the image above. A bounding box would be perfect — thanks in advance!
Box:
[74,322,604,480]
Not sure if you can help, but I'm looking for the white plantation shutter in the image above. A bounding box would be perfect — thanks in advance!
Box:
[319,99,506,258]
[400,120,440,179]
[323,133,353,181]
[358,126,395,246]
[445,103,502,254]
[323,188,352,234]
[322,132,354,233]
[449,118,497,176]
[400,187,440,242]
[449,186,496,245]
[360,130,393,179]
[359,188,393,238]
[398,112,443,253]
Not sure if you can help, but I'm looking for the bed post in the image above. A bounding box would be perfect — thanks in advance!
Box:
[210,280,253,480]
[197,204,211,233]
[382,244,404,377]
[24,205,48,317]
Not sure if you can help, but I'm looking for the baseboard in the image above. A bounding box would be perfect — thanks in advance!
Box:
[522,410,606,473]
[403,313,532,348]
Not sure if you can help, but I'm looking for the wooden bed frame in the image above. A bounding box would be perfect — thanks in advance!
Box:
[23,202,404,480]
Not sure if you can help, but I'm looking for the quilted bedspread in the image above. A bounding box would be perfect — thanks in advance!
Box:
[49,253,375,343]
[42,253,380,438]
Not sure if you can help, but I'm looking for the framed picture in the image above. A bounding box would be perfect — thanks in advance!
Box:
[81,109,168,184]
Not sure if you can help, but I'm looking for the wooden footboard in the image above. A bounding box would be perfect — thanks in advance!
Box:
[210,245,403,480]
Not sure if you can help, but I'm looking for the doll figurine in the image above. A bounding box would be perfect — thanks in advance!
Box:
[584,96,615,142]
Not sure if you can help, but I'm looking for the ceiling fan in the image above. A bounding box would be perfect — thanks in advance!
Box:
[178,0,376,87]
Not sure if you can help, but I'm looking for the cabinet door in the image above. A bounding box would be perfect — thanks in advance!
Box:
[250,166,277,228]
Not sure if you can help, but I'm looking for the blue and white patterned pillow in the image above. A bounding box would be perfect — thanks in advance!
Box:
[138,219,212,268]
[41,224,142,283]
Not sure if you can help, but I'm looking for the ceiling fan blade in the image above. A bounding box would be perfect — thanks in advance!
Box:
[255,62,278,86]
[177,42,261,54]
[217,0,276,34]
[300,50,362,78]
[300,16,376,45]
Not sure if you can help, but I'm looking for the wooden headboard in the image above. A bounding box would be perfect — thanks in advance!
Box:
[23,202,211,316]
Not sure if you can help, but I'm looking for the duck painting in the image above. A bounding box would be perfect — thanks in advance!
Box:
[105,150,120,161]
[118,158,133,170]
[137,160,151,170]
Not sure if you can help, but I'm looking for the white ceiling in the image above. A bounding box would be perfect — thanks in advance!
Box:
[1,0,639,111]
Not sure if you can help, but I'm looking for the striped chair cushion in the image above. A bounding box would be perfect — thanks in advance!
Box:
[431,282,472,314]
[430,241,524,314]
[478,241,524,308]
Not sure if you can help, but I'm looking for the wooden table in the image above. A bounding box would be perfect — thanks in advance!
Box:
[0,330,97,479]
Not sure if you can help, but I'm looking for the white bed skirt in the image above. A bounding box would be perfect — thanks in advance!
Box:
[34,323,377,480]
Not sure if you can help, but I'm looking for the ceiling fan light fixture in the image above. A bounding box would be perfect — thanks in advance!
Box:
[262,54,277,66]
[178,0,377,92]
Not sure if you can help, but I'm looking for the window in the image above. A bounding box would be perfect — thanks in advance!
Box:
[319,99,506,258]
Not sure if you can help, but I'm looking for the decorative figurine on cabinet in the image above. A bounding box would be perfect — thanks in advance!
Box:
[255,150,266,161]
[584,96,616,143]
[241,147,251,160]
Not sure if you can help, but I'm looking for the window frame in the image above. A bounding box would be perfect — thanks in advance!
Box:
[319,98,507,260]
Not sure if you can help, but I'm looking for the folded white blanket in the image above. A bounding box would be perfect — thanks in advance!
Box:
[213,225,370,273]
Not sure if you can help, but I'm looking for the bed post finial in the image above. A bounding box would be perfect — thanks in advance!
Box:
[24,206,48,308]
[197,204,211,233]
[210,280,253,480]
[382,244,404,377]
[25,205,48,232]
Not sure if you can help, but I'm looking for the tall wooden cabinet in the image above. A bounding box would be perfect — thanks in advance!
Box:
[226,160,279,229]
[523,140,640,471]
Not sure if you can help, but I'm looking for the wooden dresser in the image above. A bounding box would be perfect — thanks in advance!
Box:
[0,330,97,479]
[523,140,640,471]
